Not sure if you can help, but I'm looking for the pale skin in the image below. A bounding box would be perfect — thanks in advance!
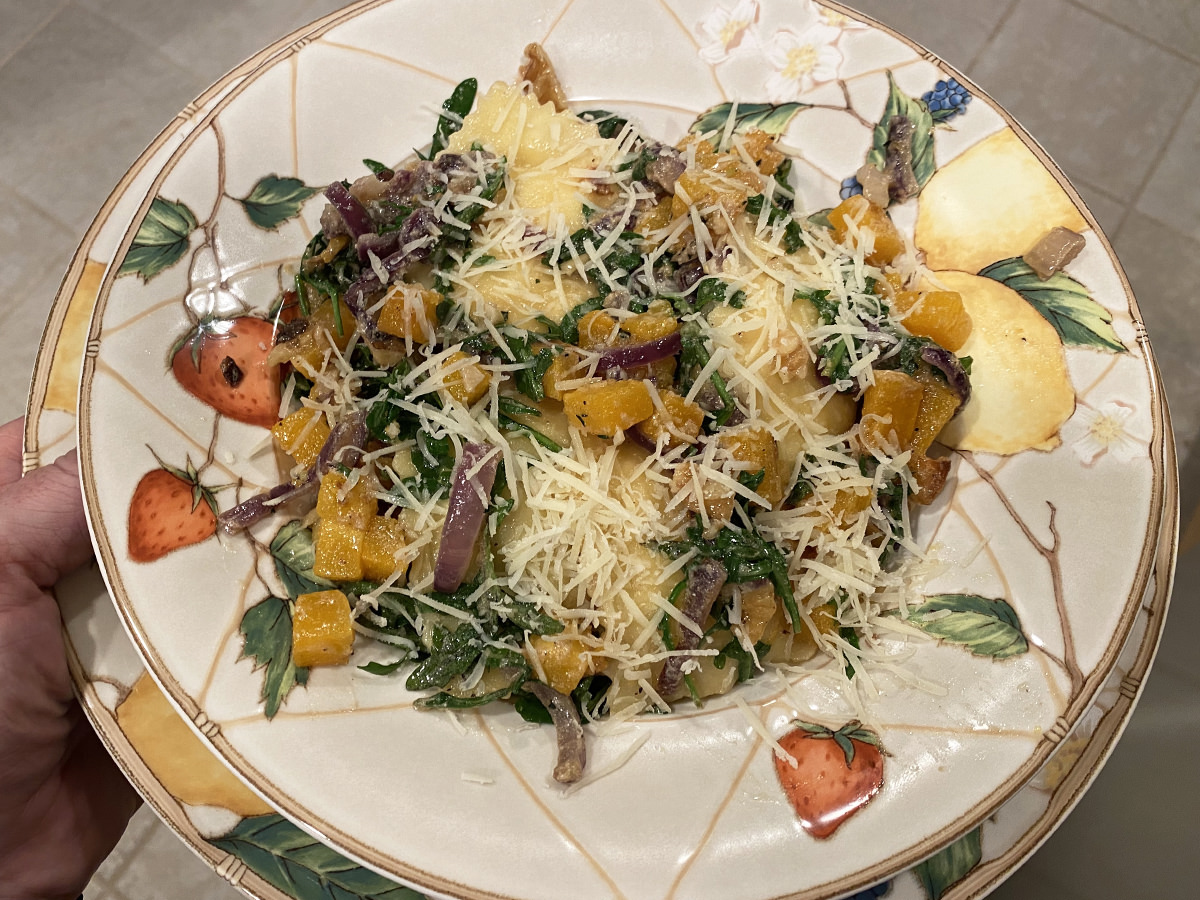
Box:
[0,418,140,900]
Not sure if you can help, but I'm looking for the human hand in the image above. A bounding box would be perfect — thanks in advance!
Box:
[0,418,141,900]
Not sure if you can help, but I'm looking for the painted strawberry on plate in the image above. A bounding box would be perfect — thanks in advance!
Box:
[128,453,226,562]
[774,720,885,838]
[171,316,280,427]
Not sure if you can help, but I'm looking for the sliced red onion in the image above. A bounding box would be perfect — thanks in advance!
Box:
[658,558,728,696]
[433,442,500,593]
[355,230,401,263]
[593,331,682,376]
[324,181,374,239]
[920,345,971,407]
[217,470,317,535]
[316,410,367,474]
[523,680,586,784]
[218,411,367,535]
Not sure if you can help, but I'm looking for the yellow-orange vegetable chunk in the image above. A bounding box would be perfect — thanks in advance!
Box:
[577,310,619,349]
[529,635,598,695]
[376,284,440,344]
[621,313,679,343]
[542,350,588,401]
[269,298,355,376]
[737,581,778,645]
[860,370,924,455]
[361,516,409,582]
[440,351,492,406]
[828,195,904,266]
[316,472,377,529]
[911,372,962,458]
[292,590,355,667]
[563,379,655,437]
[313,518,365,581]
[635,389,704,448]
[721,427,784,507]
[892,290,973,352]
[271,408,329,469]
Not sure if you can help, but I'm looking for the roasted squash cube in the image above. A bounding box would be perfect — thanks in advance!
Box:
[911,372,962,457]
[621,313,679,343]
[292,590,355,667]
[860,369,924,455]
[577,309,619,350]
[313,518,365,582]
[721,427,784,507]
[376,283,440,344]
[737,581,778,645]
[892,290,972,352]
[440,351,492,406]
[361,516,409,582]
[271,408,329,469]
[543,350,587,401]
[316,472,377,529]
[828,195,904,266]
[270,298,355,376]
[635,389,704,448]
[563,379,655,437]
[529,635,597,696]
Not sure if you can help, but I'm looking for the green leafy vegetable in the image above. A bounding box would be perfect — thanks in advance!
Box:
[429,77,477,158]
[579,109,630,139]
[405,623,481,691]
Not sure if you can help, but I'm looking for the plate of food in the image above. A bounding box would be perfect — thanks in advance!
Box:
[75,1,1169,898]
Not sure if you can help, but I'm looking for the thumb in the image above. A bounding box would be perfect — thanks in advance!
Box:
[0,450,94,589]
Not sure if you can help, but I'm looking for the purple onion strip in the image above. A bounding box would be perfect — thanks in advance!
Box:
[919,345,971,407]
[593,331,682,376]
[433,442,500,593]
[324,181,374,239]
[523,680,586,784]
[658,558,728,697]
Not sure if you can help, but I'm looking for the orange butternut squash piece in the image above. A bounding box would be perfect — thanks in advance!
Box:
[272,408,329,469]
[376,284,440,344]
[721,427,784,507]
[313,519,365,582]
[361,516,409,582]
[563,379,655,436]
[292,590,355,667]
[529,635,598,695]
[316,471,377,529]
[860,370,924,455]
[892,290,972,352]
[635,389,704,448]
[828,195,903,266]
[440,351,492,406]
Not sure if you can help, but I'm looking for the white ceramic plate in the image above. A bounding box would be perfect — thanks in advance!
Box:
[76,2,1169,898]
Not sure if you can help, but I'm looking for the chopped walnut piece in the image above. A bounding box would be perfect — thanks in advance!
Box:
[1024,226,1086,280]
[518,42,568,111]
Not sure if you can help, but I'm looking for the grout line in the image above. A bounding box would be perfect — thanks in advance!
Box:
[1111,76,1200,242]
[965,0,1023,71]
[1062,0,1200,67]
[0,0,70,71]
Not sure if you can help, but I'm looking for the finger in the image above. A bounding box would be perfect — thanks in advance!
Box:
[0,449,94,589]
[0,417,26,489]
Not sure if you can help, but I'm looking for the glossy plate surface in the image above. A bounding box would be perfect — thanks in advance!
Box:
[73,2,1168,898]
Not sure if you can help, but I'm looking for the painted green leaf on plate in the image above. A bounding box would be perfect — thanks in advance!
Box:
[271,519,334,599]
[867,71,936,191]
[909,594,1029,659]
[689,102,805,149]
[238,175,320,230]
[913,827,982,900]
[980,257,1126,352]
[118,197,198,282]
[240,595,308,718]
[211,814,427,900]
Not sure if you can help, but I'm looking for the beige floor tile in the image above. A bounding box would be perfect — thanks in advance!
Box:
[1112,212,1200,458]
[1136,85,1200,242]
[88,807,244,900]
[0,182,76,307]
[79,0,356,82]
[1072,0,1200,63]
[0,0,67,65]
[971,0,1200,201]
[0,3,205,231]
[845,0,1019,68]
[1068,176,1127,238]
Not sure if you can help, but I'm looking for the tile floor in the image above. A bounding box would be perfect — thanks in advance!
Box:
[1,0,1198,898]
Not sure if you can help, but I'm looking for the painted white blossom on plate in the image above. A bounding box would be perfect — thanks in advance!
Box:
[699,0,760,64]
[819,8,869,31]
[1063,401,1141,465]
[763,23,843,101]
